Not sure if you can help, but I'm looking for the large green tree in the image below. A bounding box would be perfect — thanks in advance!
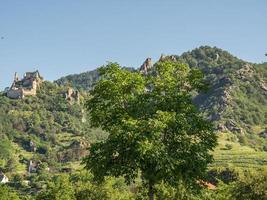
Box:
[84,61,217,200]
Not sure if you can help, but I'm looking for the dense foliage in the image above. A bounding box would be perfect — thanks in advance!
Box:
[55,67,135,91]
[0,185,20,200]
[2,169,267,200]
[55,70,100,91]
[84,62,217,200]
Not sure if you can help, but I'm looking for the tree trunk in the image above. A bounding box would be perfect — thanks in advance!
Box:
[148,181,154,200]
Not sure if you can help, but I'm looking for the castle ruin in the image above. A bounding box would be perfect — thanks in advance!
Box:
[6,71,43,99]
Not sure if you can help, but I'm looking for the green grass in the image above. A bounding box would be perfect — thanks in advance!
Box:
[56,132,82,146]
[251,125,267,134]
[64,161,84,171]
[12,143,34,174]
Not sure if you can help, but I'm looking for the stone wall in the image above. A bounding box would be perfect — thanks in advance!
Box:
[6,88,23,99]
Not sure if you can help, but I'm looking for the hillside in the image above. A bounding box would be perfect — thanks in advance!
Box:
[55,69,100,91]
[0,81,107,179]
[55,46,267,151]
[55,67,136,91]
[0,46,266,197]
[175,47,267,150]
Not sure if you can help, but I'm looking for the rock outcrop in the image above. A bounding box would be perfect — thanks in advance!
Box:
[260,80,267,92]
[159,54,177,62]
[6,71,43,99]
[159,54,167,62]
[259,129,267,139]
[140,58,153,74]
[64,88,80,103]
[236,64,254,80]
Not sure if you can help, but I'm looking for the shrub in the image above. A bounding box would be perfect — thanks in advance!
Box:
[225,144,233,150]
[231,171,267,200]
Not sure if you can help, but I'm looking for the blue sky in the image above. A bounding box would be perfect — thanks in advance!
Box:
[0,0,266,89]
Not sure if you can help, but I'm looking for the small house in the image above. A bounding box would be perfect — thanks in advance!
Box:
[0,173,9,184]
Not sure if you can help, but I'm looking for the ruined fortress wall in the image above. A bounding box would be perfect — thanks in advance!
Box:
[22,88,36,96]
[7,87,37,99]
[7,89,23,99]
[6,71,43,99]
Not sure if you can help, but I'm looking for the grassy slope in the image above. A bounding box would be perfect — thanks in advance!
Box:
[212,132,267,170]
[212,61,267,169]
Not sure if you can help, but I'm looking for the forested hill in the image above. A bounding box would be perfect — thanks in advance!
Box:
[55,46,267,149]
[55,67,135,91]
[55,69,100,91]
[175,47,267,149]
[0,46,267,198]
[0,81,106,177]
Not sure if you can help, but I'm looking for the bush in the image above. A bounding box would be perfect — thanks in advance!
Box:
[36,175,75,200]
[230,171,267,200]
[237,135,247,145]
[207,168,238,185]
[0,185,20,200]
[225,144,233,150]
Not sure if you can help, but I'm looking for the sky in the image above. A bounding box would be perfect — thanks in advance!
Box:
[0,0,267,89]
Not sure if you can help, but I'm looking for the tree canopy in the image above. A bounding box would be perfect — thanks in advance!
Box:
[84,61,217,200]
